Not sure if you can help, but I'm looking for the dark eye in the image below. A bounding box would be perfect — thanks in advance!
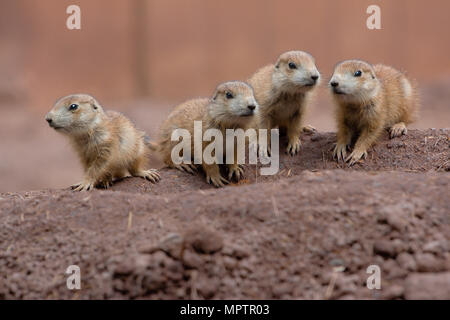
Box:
[288,62,297,69]
[354,70,362,77]
[225,92,233,99]
[69,104,78,111]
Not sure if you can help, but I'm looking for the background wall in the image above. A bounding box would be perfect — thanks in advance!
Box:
[0,0,449,192]
[1,0,450,108]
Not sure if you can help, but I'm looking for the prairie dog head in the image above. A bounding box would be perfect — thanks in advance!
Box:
[272,51,320,93]
[45,94,104,134]
[209,81,258,126]
[329,60,380,103]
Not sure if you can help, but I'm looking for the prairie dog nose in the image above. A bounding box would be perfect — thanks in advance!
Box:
[330,81,339,87]
[311,75,319,81]
[248,105,256,111]
[46,116,53,124]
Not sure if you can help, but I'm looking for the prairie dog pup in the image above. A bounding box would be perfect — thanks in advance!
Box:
[45,94,160,191]
[151,81,258,187]
[330,60,418,165]
[248,51,320,155]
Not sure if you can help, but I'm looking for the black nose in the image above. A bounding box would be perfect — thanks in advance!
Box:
[311,75,319,81]
[248,105,256,111]
[330,81,339,87]
[46,118,53,124]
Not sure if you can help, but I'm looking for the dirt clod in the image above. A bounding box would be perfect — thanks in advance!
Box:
[373,240,398,258]
[184,227,224,254]
[415,253,446,272]
[404,273,450,300]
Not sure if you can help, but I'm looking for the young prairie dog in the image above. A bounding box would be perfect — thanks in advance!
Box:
[248,51,320,155]
[330,60,418,165]
[150,81,258,187]
[45,94,160,191]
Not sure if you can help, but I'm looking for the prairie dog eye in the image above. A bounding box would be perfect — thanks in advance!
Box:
[354,70,362,77]
[69,104,79,111]
[288,62,297,69]
[225,92,233,99]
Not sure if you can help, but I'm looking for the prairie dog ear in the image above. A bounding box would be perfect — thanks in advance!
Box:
[89,97,99,110]
[212,89,219,100]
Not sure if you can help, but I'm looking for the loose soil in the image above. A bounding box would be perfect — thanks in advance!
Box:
[1,129,449,299]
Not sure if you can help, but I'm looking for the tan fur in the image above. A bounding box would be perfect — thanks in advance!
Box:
[330,60,419,165]
[248,51,320,155]
[151,81,258,187]
[45,94,160,191]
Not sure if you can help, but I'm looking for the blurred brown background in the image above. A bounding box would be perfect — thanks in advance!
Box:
[1,0,449,192]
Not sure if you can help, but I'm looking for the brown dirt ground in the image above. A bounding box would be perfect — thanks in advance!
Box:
[1,129,449,300]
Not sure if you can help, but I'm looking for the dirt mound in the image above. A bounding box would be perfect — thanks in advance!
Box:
[0,129,449,299]
[104,128,450,194]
